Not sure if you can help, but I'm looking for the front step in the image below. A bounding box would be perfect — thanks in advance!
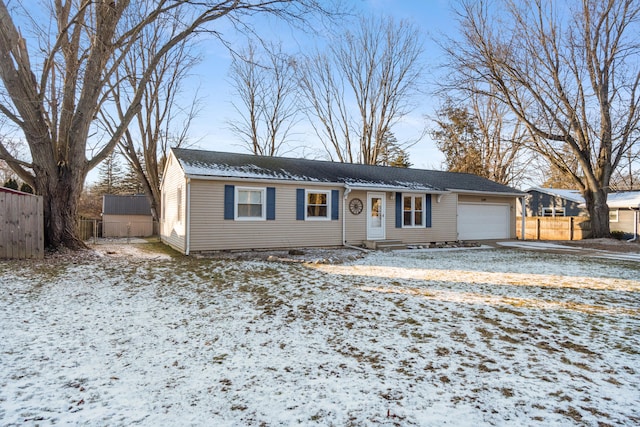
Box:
[363,240,407,250]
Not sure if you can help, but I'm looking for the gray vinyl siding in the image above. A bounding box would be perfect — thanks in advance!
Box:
[525,190,587,216]
[159,153,187,253]
[458,194,519,239]
[188,180,343,252]
[610,209,639,237]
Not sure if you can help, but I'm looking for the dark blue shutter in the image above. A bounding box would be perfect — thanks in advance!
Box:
[395,192,402,228]
[331,190,339,220]
[296,189,305,220]
[266,187,276,220]
[425,194,432,228]
[224,185,234,220]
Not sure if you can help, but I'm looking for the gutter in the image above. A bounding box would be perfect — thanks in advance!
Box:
[185,178,191,255]
[521,196,526,240]
[627,206,639,242]
[342,185,351,246]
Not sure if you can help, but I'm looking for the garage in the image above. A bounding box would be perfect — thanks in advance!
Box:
[458,203,510,240]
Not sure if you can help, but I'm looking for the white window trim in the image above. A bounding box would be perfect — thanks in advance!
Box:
[609,209,619,223]
[305,189,331,221]
[402,194,425,228]
[235,186,266,221]
[177,186,182,223]
[542,207,565,217]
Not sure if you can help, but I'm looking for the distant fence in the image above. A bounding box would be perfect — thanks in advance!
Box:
[0,191,44,259]
[77,219,159,242]
[517,216,591,240]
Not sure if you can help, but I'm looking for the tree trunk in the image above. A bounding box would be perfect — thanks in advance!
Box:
[37,164,87,250]
[583,188,610,239]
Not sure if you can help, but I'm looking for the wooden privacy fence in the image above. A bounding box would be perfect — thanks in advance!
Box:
[0,190,44,259]
[516,216,591,240]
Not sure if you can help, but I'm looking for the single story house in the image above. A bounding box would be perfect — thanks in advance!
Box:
[606,191,640,240]
[102,194,154,238]
[160,148,525,254]
[521,187,588,217]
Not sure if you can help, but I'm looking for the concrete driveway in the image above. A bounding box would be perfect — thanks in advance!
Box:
[497,240,640,262]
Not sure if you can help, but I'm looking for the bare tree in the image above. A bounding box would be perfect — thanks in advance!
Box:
[0,0,335,249]
[441,0,640,237]
[610,150,640,190]
[298,15,425,164]
[0,134,23,183]
[100,8,201,221]
[470,92,530,186]
[228,41,299,156]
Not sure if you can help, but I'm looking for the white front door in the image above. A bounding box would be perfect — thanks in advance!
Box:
[367,193,386,240]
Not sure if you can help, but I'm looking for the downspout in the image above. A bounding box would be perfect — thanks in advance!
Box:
[185,178,191,255]
[342,185,351,246]
[520,196,526,240]
[627,208,639,242]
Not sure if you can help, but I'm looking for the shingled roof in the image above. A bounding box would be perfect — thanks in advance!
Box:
[172,148,524,196]
[103,195,152,216]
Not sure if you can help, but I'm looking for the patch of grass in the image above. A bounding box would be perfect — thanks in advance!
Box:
[135,241,183,257]
[398,317,421,326]
[498,334,520,344]
[498,387,514,398]
[555,406,582,422]
[495,306,526,317]
[435,347,450,357]
[476,327,494,340]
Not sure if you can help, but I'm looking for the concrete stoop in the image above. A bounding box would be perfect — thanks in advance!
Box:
[363,240,407,251]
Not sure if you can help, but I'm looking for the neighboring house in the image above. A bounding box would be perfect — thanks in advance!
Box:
[607,191,640,239]
[524,187,639,239]
[522,187,588,217]
[102,194,154,238]
[160,148,524,254]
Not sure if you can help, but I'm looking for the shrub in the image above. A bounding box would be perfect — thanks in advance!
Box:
[610,230,626,240]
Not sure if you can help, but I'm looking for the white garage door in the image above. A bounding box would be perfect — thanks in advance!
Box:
[458,203,510,240]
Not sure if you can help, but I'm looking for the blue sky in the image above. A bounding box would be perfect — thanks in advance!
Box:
[185,0,457,170]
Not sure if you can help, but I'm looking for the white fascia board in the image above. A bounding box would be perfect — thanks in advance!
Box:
[450,188,526,197]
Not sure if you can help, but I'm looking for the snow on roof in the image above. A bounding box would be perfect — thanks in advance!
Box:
[607,191,640,208]
[173,148,525,195]
[528,187,585,203]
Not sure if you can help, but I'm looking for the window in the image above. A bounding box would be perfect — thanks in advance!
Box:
[306,190,330,219]
[609,209,619,222]
[236,187,265,220]
[177,187,182,222]
[403,195,424,227]
[543,207,565,217]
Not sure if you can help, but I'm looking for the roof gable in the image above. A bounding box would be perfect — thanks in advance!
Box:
[527,187,585,203]
[172,148,524,195]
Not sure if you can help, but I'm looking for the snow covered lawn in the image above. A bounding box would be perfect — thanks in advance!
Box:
[1,246,639,426]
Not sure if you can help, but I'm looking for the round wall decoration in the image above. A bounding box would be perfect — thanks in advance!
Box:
[349,198,364,215]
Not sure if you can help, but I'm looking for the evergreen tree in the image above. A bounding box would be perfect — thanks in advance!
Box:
[19,182,33,193]
[378,132,412,168]
[3,178,18,190]
[121,158,144,194]
[94,153,124,195]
